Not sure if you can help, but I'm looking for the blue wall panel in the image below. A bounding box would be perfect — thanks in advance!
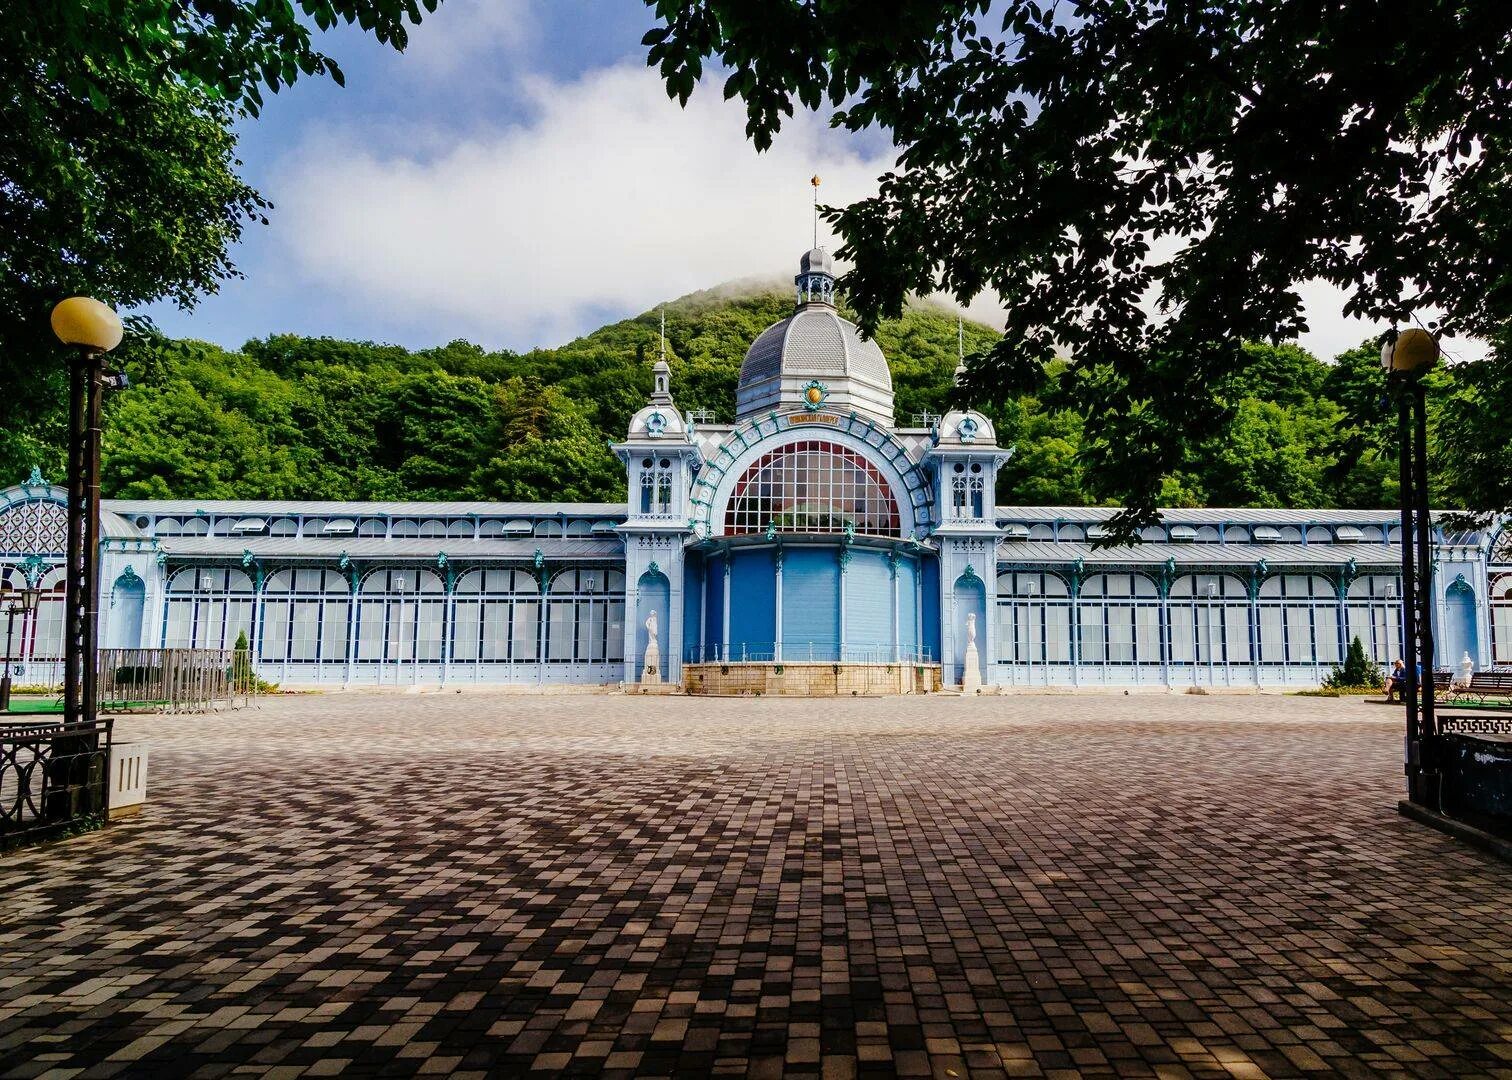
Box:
[683,554,704,657]
[703,558,726,658]
[729,549,777,659]
[782,548,840,660]
[845,550,894,658]
[897,555,920,657]
[922,558,941,661]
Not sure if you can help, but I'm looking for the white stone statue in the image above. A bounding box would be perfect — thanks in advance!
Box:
[641,609,661,685]
[961,611,982,696]
[1456,651,1474,689]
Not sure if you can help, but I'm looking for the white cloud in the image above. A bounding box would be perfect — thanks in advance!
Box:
[271,58,1488,363]
[397,0,536,76]
[271,63,889,347]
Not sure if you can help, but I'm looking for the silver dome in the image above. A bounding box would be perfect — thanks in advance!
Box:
[736,306,894,425]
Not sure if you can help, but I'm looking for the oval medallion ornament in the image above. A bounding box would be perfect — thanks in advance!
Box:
[802,380,829,408]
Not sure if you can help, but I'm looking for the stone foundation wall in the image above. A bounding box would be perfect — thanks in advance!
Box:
[683,662,943,697]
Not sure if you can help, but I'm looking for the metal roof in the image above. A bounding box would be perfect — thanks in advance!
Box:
[104,499,627,518]
[156,537,623,560]
[995,506,1405,526]
[996,540,1403,567]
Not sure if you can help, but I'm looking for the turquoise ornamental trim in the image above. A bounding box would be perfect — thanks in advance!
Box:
[799,379,830,409]
[20,554,47,586]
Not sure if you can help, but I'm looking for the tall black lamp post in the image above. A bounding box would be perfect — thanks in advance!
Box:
[1383,327,1439,805]
[1,584,41,712]
[49,297,123,728]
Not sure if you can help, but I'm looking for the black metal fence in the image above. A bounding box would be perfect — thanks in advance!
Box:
[0,718,112,850]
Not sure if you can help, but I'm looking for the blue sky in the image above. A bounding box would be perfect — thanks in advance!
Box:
[141,0,1400,360]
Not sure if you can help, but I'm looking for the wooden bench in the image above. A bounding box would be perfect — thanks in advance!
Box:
[1443,669,1512,707]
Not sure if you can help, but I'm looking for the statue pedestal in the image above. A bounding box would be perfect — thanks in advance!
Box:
[641,642,662,686]
[961,642,982,696]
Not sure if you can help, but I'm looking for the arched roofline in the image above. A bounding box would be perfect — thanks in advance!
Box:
[1,480,67,510]
[691,413,932,540]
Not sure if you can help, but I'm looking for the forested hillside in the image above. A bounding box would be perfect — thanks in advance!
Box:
[9,284,1437,509]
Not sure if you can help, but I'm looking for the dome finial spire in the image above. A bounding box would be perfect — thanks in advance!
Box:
[811,174,821,248]
[649,305,673,405]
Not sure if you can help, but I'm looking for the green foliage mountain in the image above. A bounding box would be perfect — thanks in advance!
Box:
[29,284,1445,510]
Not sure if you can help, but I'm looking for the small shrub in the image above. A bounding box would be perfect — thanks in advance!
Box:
[1323,636,1385,691]
[229,629,278,694]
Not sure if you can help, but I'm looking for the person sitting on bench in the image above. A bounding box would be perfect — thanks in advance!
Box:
[1384,658,1407,703]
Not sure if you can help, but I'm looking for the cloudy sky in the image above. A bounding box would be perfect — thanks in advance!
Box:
[141,0,1415,360]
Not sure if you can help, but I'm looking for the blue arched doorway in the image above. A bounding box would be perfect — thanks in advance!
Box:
[106,568,146,649]
[952,570,986,686]
[1442,577,1479,671]
[635,567,671,678]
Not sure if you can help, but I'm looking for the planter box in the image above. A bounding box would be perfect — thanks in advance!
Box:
[108,742,149,820]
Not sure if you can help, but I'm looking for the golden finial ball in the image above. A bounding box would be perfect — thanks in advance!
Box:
[811,175,821,188]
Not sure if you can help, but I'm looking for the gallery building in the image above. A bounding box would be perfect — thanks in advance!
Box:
[2,248,1508,691]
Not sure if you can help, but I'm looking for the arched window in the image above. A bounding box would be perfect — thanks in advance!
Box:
[261,568,349,664]
[544,569,626,665]
[1077,573,1160,666]
[638,457,675,516]
[995,571,1072,670]
[1257,574,1339,665]
[724,440,899,536]
[164,566,256,651]
[4,565,67,662]
[1346,574,1401,663]
[1492,574,1512,665]
[452,568,541,663]
[355,568,444,664]
[947,462,988,521]
[1169,574,1251,667]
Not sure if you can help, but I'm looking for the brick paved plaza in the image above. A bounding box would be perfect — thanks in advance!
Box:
[1,693,1509,1079]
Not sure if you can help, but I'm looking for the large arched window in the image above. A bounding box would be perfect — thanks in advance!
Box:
[995,571,1072,668]
[355,568,444,664]
[263,568,350,664]
[1170,574,1251,667]
[1492,574,1512,665]
[724,440,900,536]
[1257,574,1339,665]
[1346,575,1402,664]
[452,568,541,663]
[1077,573,1161,665]
[165,567,256,650]
[546,569,626,665]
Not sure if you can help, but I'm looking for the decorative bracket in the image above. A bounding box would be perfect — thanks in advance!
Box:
[20,554,48,587]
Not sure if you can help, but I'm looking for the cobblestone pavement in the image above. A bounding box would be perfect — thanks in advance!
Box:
[2,693,1510,1079]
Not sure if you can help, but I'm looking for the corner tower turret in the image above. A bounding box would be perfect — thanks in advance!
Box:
[612,320,701,685]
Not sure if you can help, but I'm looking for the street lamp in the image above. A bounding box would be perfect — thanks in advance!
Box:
[51,296,124,727]
[1,584,41,711]
[1383,327,1439,805]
